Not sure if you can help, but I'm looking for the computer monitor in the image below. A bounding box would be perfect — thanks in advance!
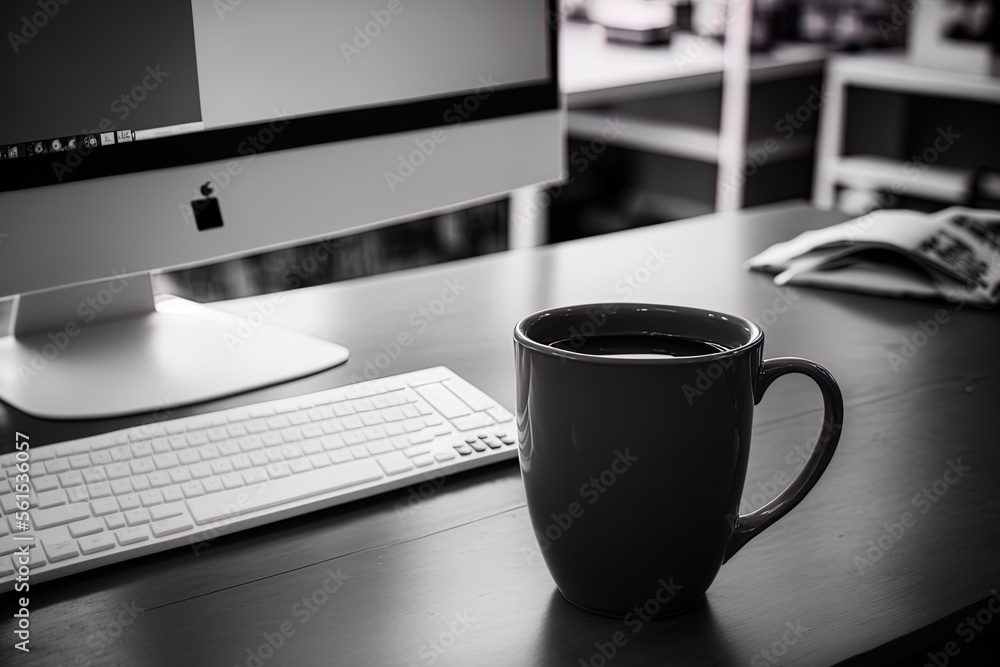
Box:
[0,0,563,420]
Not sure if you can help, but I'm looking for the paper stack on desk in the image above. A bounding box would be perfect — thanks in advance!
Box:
[746,207,1000,308]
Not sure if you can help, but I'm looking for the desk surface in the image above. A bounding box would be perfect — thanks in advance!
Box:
[2,202,998,666]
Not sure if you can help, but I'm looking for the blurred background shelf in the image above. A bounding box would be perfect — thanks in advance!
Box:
[815,53,1000,210]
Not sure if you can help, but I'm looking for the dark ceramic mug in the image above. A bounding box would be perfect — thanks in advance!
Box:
[513,303,843,616]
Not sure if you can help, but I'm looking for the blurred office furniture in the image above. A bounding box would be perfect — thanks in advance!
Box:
[813,53,1000,213]
[909,0,1000,75]
[546,18,827,241]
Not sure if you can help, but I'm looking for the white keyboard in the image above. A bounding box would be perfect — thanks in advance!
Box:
[0,367,516,590]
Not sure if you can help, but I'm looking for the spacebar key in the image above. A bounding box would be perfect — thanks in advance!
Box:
[186,460,384,525]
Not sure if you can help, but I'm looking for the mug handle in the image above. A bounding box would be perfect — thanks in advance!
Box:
[723,357,844,562]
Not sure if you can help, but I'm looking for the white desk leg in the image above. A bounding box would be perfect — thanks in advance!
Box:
[715,0,752,212]
[813,64,845,210]
[508,186,548,249]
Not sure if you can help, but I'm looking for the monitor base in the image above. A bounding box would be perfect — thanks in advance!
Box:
[0,275,349,420]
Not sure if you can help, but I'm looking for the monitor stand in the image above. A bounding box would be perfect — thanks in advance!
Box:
[0,274,349,420]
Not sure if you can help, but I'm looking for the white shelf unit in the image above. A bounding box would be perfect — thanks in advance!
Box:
[561,22,826,203]
[813,53,1000,209]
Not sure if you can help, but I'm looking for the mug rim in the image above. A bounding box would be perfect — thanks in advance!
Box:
[513,303,764,365]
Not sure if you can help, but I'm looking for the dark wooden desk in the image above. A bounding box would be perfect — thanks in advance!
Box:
[2,202,998,666]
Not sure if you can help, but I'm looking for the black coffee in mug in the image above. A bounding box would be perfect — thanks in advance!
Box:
[514,303,843,616]
[548,333,730,359]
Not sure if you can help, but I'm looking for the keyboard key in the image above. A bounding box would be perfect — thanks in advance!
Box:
[45,459,70,474]
[412,455,434,467]
[266,462,291,479]
[125,509,151,526]
[487,406,513,423]
[149,503,185,521]
[199,445,221,460]
[90,450,113,466]
[0,556,14,578]
[130,458,155,475]
[105,463,131,480]
[79,533,116,555]
[375,453,413,476]
[69,518,104,537]
[186,460,384,525]
[202,477,224,494]
[343,431,366,446]
[178,450,200,465]
[33,475,60,492]
[116,527,149,546]
[207,427,228,442]
[230,454,252,470]
[162,487,184,503]
[69,454,91,470]
[90,498,119,516]
[321,435,345,450]
[67,486,89,503]
[109,446,131,462]
[148,472,172,488]
[190,463,212,479]
[151,438,172,454]
[341,415,363,430]
[37,490,68,509]
[320,420,344,434]
[434,451,457,462]
[288,459,312,474]
[443,378,496,412]
[220,473,244,490]
[301,424,323,439]
[118,493,141,511]
[185,431,207,447]
[169,468,192,484]
[153,453,180,470]
[88,483,112,499]
[403,418,424,433]
[300,439,323,455]
[139,490,163,507]
[329,450,352,465]
[42,539,79,563]
[408,431,435,445]
[361,412,384,426]
[240,435,265,452]
[242,470,268,486]
[308,453,331,468]
[82,468,108,484]
[451,412,494,432]
[32,504,90,529]
[217,442,241,457]
[105,513,127,530]
[246,419,269,433]
[59,471,84,487]
[151,516,193,537]
[181,482,205,498]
